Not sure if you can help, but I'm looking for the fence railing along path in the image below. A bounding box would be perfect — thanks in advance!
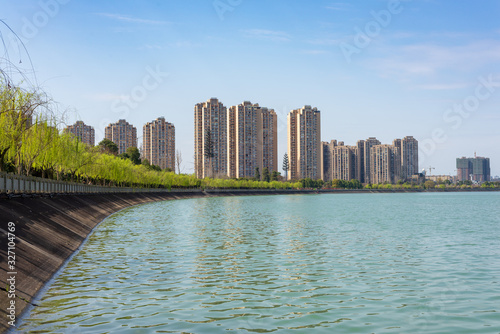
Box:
[0,172,200,195]
[0,172,300,195]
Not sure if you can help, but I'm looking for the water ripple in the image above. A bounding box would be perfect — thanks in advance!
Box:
[17,192,500,333]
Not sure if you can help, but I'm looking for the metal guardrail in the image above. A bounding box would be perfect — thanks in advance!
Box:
[0,172,202,195]
[0,172,305,195]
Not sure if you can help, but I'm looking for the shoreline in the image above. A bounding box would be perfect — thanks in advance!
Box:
[1,188,498,332]
[319,187,500,193]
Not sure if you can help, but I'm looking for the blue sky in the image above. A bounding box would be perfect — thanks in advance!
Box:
[2,0,500,176]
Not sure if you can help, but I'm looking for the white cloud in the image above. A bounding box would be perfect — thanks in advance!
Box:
[325,3,351,11]
[143,44,165,50]
[307,38,343,46]
[172,41,201,48]
[301,50,329,55]
[141,41,201,50]
[385,31,417,40]
[96,13,169,25]
[367,40,500,79]
[242,29,291,42]
[416,83,470,90]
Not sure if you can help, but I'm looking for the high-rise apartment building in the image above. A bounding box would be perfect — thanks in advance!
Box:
[370,144,401,184]
[143,117,175,171]
[332,145,358,181]
[401,136,419,180]
[287,106,321,180]
[364,137,381,184]
[456,156,490,182]
[104,119,137,155]
[64,121,95,146]
[321,140,337,181]
[231,101,260,178]
[227,102,277,178]
[322,137,418,184]
[228,101,259,178]
[392,139,401,152]
[194,98,228,179]
[356,140,365,182]
[195,99,277,180]
[474,158,490,182]
[260,107,278,175]
[228,101,252,178]
[456,158,471,181]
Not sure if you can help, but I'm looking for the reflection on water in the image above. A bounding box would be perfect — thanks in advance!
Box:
[18,192,500,333]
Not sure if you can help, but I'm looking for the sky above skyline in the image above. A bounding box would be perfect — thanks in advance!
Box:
[3,0,500,176]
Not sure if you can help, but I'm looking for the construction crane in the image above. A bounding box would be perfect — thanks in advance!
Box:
[428,166,435,176]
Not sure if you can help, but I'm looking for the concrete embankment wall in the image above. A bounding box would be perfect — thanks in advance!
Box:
[0,189,306,333]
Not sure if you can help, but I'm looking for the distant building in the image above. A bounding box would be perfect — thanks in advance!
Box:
[194,98,228,179]
[370,144,401,184]
[227,101,277,178]
[425,175,454,183]
[400,136,419,180]
[332,144,358,181]
[65,121,95,146]
[356,140,365,183]
[261,107,278,176]
[364,137,381,184]
[322,137,417,184]
[287,106,321,180]
[457,158,471,181]
[456,156,490,182]
[392,138,401,152]
[104,119,137,155]
[143,117,175,171]
[194,99,277,179]
[321,140,337,181]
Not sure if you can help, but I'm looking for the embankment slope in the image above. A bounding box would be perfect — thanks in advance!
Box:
[0,191,215,332]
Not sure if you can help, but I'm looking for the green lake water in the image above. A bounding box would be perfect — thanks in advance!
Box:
[17,192,500,333]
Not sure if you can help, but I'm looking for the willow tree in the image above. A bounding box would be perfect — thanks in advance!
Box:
[0,84,43,171]
[60,134,97,182]
[0,81,51,174]
[19,118,59,176]
[36,127,68,179]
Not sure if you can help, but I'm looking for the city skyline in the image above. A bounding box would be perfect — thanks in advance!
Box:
[71,104,422,184]
[3,1,499,176]
[65,108,490,181]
